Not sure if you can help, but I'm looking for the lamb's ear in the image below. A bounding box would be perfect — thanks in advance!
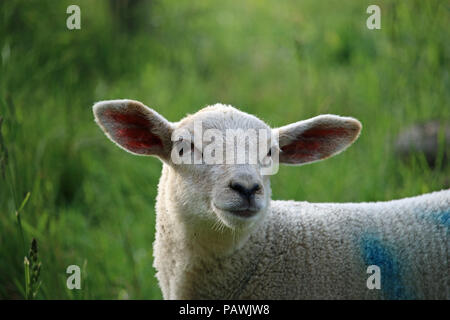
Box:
[274,115,362,165]
[93,99,173,161]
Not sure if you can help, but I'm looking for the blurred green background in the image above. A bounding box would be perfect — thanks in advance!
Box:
[0,0,449,299]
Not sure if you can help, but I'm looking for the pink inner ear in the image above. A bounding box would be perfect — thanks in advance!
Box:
[281,127,350,162]
[301,127,348,139]
[105,110,162,154]
[106,110,152,127]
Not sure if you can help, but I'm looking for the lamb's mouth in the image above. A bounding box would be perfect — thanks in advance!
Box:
[226,209,259,218]
[213,204,260,218]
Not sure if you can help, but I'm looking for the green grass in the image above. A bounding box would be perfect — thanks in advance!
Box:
[0,0,448,299]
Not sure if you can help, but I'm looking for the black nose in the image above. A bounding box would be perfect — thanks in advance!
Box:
[230,181,261,200]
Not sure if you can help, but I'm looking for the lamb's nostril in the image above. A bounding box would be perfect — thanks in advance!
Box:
[230,181,262,199]
[251,183,261,193]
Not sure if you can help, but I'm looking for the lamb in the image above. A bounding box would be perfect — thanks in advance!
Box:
[93,99,449,300]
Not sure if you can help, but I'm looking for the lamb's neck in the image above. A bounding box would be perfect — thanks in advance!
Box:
[155,164,253,261]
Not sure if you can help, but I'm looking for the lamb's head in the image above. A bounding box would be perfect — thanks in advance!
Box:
[93,100,361,232]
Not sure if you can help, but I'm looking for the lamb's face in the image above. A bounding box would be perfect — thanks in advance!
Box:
[93,100,362,231]
[169,105,277,229]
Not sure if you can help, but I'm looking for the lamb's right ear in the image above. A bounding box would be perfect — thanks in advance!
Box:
[93,100,173,161]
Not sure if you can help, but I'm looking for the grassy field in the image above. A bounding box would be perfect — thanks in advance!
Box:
[0,0,448,299]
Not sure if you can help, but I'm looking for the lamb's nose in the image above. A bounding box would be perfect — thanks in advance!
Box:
[229,181,261,200]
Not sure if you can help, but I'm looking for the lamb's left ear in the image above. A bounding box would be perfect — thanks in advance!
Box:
[93,99,173,161]
[274,115,362,165]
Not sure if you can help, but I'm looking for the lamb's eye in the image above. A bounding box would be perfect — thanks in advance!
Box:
[267,149,272,157]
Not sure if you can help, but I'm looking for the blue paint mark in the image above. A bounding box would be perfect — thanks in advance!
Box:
[361,234,412,300]
[418,210,450,234]
[431,210,450,228]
